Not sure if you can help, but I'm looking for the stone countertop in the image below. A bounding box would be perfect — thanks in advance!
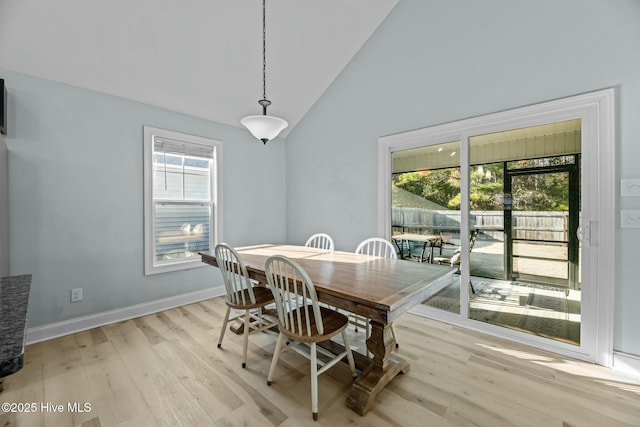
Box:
[0,274,32,378]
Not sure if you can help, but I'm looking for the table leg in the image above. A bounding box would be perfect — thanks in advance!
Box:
[345,320,409,415]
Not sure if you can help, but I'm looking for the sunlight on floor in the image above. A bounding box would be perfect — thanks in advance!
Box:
[595,380,640,395]
[475,342,555,362]
[471,301,581,323]
[476,342,640,391]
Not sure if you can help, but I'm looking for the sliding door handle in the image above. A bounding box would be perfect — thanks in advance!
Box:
[577,221,592,246]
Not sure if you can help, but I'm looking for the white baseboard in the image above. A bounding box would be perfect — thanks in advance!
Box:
[25,286,225,345]
[613,351,640,379]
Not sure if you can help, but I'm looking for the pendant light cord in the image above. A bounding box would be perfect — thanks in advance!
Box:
[262,0,267,101]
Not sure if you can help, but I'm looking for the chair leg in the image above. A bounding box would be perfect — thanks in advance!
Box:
[469,280,476,294]
[391,324,399,348]
[310,342,318,421]
[341,330,357,378]
[366,319,371,358]
[218,306,231,349]
[242,309,251,368]
[267,333,285,386]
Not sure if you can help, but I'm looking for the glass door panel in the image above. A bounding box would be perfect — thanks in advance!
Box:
[391,140,461,314]
[468,121,581,346]
[469,163,505,282]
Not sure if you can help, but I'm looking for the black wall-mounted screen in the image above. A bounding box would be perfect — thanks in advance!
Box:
[0,79,6,135]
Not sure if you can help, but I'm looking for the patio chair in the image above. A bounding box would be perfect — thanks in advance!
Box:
[265,255,357,421]
[305,233,335,251]
[433,230,479,293]
[215,243,277,368]
[354,238,400,349]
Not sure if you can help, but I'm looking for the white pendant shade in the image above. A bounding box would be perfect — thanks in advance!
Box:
[241,115,288,143]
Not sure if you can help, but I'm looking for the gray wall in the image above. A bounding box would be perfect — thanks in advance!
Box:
[285,0,640,356]
[1,69,287,328]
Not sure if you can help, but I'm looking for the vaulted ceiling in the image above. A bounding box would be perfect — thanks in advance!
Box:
[0,0,398,137]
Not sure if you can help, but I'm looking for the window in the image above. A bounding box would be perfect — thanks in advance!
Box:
[144,126,222,275]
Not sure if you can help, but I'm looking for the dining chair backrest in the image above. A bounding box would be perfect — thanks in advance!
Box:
[215,243,256,306]
[304,233,334,251]
[265,255,324,336]
[355,237,398,259]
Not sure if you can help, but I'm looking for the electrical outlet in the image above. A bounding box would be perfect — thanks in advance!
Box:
[621,179,640,197]
[621,210,640,228]
[70,288,83,302]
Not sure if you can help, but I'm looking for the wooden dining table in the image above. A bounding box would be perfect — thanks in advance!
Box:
[200,244,456,416]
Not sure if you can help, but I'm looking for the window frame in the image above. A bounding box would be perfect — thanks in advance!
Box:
[143,126,223,275]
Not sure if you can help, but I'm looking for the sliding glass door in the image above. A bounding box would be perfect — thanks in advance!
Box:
[378,89,615,365]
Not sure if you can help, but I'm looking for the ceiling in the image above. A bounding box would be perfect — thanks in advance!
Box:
[0,0,399,138]
[392,119,582,173]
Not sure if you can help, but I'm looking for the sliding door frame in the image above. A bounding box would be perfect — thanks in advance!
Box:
[378,89,615,366]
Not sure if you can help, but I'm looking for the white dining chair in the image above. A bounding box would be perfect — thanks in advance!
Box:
[265,255,357,421]
[355,237,398,260]
[215,243,277,368]
[354,237,400,350]
[304,233,335,251]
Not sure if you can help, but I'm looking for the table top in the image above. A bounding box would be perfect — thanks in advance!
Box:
[201,244,455,321]
[391,233,442,242]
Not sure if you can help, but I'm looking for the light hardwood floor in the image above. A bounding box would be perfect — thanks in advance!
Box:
[1,296,639,427]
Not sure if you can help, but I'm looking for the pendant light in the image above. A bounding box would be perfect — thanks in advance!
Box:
[241,0,288,144]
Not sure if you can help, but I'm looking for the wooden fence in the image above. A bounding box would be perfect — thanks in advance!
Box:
[392,207,568,242]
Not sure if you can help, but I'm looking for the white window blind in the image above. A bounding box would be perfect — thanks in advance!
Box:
[153,136,216,158]
[144,126,222,275]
